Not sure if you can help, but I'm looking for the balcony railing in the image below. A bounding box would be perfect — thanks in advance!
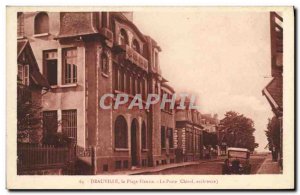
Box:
[115,44,148,72]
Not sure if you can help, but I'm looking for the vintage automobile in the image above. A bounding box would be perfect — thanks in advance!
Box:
[222,147,251,174]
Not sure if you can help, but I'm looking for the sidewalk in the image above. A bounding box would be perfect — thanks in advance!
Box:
[109,156,225,175]
[257,154,281,174]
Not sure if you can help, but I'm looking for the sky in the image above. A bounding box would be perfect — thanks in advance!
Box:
[133,11,274,152]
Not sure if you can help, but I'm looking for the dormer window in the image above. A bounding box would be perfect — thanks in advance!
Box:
[132,39,140,53]
[119,29,128,45]
[34,12,49,34]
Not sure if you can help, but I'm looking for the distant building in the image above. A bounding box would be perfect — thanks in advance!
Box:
[201,113,219,133]
[175,98,204,162]
[160,82,176,164]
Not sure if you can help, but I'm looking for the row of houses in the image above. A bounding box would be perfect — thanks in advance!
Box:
[17,11,219,174]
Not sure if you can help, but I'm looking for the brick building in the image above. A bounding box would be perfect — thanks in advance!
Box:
[17,11,176,173]
[175,98,204,162]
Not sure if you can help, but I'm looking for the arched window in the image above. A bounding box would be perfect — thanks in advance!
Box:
[101,53,109,75]
[132,39,140,53]
[34,12,49,34]
[17,12,24,37]
[141,121,147,149]
[114,115,128,148]
[119,29,128,45]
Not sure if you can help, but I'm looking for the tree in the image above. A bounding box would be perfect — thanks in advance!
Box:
[17,85,42,143]
[17,85,69,146]
[265,116,280,161]
[219,111,258,151]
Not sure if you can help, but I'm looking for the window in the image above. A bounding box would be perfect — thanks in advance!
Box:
[101,53,109,75]
[113,64,119,91]
[191,132,194,152]
[195,134,198,151]
[186,131,193,153]
[63,48,77,84]
[161,91,172,112]
[43,111,58,137]
[43,50,58,85]
[103,164,108,172]
[123,160,129,169]
[155,83,159,95]
[137,78,141,94]
[119,69,125,92]
[126,73,130,94]
[168,128,174,148]
[114,115,128,148]
[34,12,49,34]
[119,29,128,45]
[17,12,24,37]
[154,51,159,68]
[62,110,77,140]
[185,131,188,152]
[18,64,29,86]
[131,77,136,95]
[142,79,146,100]
[161,126,166,149]
[169,94,173,112]
[115,161,122,169]
[132,39,140,53]
[141,122,147,149]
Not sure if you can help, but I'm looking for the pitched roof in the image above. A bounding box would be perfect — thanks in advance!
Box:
[17,39,50,88]
[262,76,283,114]
[17,39,28,58]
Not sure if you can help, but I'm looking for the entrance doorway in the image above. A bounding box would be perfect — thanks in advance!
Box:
[131,119,138,167]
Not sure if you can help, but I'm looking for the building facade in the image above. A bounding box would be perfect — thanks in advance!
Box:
[175,99,204,162]
[17,11,176,173]
[262,12,283,168]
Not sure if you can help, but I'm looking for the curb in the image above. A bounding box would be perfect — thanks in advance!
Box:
[130,158,224,175]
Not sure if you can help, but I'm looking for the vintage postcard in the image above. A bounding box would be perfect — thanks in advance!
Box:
[6,6,294,189]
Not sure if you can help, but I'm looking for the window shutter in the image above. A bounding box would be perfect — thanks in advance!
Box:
[24,65,30,86]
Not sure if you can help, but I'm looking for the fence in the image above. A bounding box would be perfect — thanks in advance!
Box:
[17,143,75,174]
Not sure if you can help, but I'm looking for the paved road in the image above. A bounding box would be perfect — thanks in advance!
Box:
[144,155,266,175]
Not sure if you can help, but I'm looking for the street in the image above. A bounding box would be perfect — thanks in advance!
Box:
[143,154,267,175]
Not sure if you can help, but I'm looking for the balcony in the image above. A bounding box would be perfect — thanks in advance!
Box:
[114,44,148,72]
[99,27,113,41]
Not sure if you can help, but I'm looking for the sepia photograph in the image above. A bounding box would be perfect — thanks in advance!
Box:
[6,6,294,189]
